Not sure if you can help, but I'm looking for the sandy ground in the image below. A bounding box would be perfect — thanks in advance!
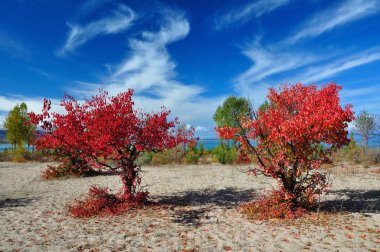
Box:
[0,162,379,252]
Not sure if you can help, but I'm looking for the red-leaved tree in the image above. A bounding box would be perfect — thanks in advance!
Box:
[217,83,354,215]
[30,89,194,216]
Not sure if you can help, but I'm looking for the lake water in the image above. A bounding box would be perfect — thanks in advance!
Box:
[0,134,378,152]
[0,144,35,152]
[0,144,12,151]
[198,133,380,149]
[0,140,222,152]
[0,141,222,152]
[197,139,220,150]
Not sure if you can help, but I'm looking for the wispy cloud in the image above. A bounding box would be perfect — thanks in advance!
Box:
[233,40,322,105]
[341,84,380,99]
[0,94,67,130]
[110,11,191,94]
[286,0,379,44]
[0,31,31,59]
[74,0,116,18]
[294,48,380,84]
[74,10,224,137]
[28,67,55,79]
[234,40,318,87]
[232,0,380,106]
[0,95,60,113]
[214,0,290,31]
[59,4,135,56]
[0,94,63,130]
[340,83,380,113]
[234,43,380,107]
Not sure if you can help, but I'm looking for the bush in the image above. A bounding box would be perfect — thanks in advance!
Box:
[30,89,194,210]
[236,151,251,164]
[67,186,148,218]
[0,147,50,162]
[217,83,354,212]
[332,134,380,166]
[186,143,204,164]
[0,149,12,161]
[241,191,308,220]
[41,157,92,179]
[137,151,154,165]
[12,145,28,162]
[0,145,30,162]
[352,148,380,167]
[213,145,237,164]
[151,147,186,165]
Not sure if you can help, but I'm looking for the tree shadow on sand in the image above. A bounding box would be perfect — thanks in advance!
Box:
[322,189,380,214]
[0,197,37,209]
[157,187,256,226]
[158,188,380,226]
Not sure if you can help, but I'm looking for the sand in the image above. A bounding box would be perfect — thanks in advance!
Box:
[0,162,379,251]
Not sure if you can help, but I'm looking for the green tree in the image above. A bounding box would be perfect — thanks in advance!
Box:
[3,103,35,150]
[354,110,375,147]
[213,96,251,146]
[213,96,251,128]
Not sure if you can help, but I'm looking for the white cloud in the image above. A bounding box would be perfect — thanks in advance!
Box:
[195,126,207,132]
[0,95,64,130]
[341,84,380,99]
[233,0,380,96]
[294,48,380,84]
[73,11,225,138]
[214,0,290,30]
[233,40,322,105]
[59,4,135,55]
[234,41,318,87]
[339,83,380,115]
[110,12,191,94]
[286,0,379,44]
[234,42,380,109]
[0,10,224,138]
[0,95,62,114]
[75,0,115,18]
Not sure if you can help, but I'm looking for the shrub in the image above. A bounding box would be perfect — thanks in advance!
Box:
[30,89,194,217]
[236,151,251,164]
[186,143,204,164]
[0,146,49,162]
[11,145,28,162]
[217,83,354,212]
[241,191,308,220]
[150,146,186,165]
[138,151,154,165]
[67,186,148,218]
[41,157,92,179]
[0,149,12,161]
[332,134,380,166]
[213,145,237,164]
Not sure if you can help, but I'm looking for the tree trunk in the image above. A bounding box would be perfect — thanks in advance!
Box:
[120,162,138,198]
[281,172,299,204]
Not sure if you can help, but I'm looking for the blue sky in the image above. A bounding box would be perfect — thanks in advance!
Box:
[0,0,379,138]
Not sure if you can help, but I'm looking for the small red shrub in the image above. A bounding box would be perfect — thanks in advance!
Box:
[67,186,148,218]
[41,158,92,179]
[42,165,64,180]
[241,191,308,220]
[217,83,354,211]
[236,152,251,164]
[30,89,194,216]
